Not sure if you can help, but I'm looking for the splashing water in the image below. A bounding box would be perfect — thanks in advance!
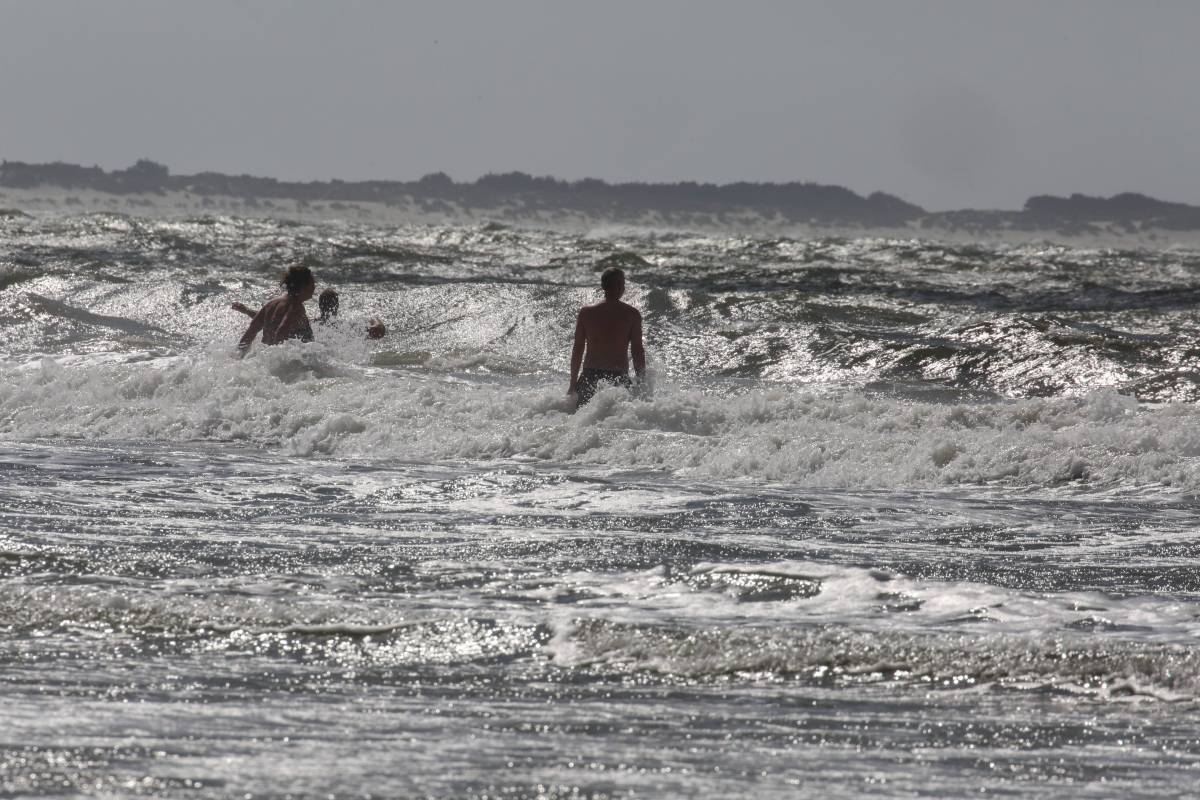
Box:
[3,213,1200,798]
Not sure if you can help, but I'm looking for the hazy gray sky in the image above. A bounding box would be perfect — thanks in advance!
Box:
[2,0,1198,210]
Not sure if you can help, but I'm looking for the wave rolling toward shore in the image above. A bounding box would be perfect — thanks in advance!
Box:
[3,212,1200,797]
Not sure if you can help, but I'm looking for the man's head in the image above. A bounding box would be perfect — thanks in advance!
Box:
[318,288,340,318]
[600,267,625,299]
[282,265,315,300]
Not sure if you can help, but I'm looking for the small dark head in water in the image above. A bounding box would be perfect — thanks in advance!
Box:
[601,266,625,300]
[318,288,340,322]
[281,265,315,300]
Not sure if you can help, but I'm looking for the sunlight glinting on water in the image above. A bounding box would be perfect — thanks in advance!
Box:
[3,213,1200,797]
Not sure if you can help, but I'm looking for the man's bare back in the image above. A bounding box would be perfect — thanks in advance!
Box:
[240,296,313,348]
[568,267,646,405]
[236,266,316,354]
[576,300,643,372]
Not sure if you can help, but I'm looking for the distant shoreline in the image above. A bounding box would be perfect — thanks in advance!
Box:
[4,159,1200,245]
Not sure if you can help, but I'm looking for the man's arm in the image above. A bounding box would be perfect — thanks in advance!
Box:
[568,310,586,394]
[231,302,257,318]
[630,310,646,378]
[236,307,267,355]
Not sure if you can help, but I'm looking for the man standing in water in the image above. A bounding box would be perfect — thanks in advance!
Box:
[568,266,646,407]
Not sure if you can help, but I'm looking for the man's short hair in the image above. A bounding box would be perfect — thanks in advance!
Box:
[282,265,314,296]
[600,267,625,293]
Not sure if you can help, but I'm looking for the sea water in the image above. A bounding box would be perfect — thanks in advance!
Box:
[3,212,1200,797]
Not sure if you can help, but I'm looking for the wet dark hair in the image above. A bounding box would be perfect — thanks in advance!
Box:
[281,265,314,296]
[318,288,340,317]
[600,266,625,294]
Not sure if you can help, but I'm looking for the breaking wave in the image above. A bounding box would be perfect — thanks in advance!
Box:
[3,348,1199,492]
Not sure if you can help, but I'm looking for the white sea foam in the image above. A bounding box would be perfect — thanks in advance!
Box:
[547,616,1200,700]
[9,213,1200,797]
[4,350,1200,492]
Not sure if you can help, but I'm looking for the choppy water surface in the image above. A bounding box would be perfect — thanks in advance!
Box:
[3,213,1200,797]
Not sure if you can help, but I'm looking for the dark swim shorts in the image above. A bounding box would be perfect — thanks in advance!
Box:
[576,367,632,407]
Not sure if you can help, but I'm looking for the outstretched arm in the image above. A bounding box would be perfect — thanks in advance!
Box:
[568,311,586,394]
[231,302,257,318]
[236,307,267,355]
[630,311,646,378]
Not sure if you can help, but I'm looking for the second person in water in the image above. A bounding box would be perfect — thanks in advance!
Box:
[568,266,645,407]
[236,264,646,408]
[311,288,387,339]
[234,278,386,350]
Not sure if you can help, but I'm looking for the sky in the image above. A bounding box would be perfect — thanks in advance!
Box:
[2,0,1198,210]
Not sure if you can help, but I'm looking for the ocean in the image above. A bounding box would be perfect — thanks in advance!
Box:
[3,211,1200,798]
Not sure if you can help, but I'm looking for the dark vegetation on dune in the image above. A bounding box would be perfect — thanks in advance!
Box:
[4,159,1199,235]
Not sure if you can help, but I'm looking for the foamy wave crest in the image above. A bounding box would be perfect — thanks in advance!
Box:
[4,352,1200,491]
[0,581,542,667]
[550,618,1200,701]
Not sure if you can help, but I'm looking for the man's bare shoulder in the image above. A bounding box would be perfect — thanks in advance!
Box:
[577,302,604,322]
[579,301,640,319]
[260,296,290,314]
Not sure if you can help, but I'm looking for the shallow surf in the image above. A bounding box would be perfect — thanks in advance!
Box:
[3,213,1200,797]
